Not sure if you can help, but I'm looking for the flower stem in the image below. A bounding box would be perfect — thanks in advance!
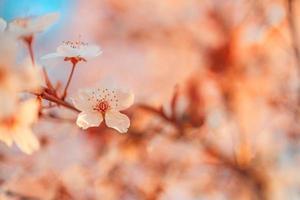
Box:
[62,62,77,100]
[24,36,35,67]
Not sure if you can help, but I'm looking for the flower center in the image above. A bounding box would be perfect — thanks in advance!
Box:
[63,40,88,49]
[64,57,86,64]
[94,100,110,113]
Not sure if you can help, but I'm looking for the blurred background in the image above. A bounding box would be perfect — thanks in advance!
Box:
[1,0,300,199]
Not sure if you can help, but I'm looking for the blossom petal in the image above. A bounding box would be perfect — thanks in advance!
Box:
[18,99,39,126]
[105,111,130,133]
[76,112,103,130]
[0,18,7,32]
[13,128,40,154]
[28,13,60,33]
[72,89,96,112]
[114,90,134,111]
[0,127,13,146]
[57,45,82,57]
[9,13,59,37]
[17,62,43,91]
[0,90,18,118]
[40,52,63,59]
[81,45,102,58]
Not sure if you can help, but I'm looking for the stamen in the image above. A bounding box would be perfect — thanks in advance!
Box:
[62,40,88,49]
[94,100,110,113]
[92,88,119,112]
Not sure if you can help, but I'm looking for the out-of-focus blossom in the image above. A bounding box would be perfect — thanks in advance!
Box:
[0,33,17,66]
[41,40,102,63]
[0,98,40,154]
[72,87,134,133]
[0,18,7,32]
[7,13,59,39]
[0,34,42,117]
[0,61,42,116]
[17,59,43,93]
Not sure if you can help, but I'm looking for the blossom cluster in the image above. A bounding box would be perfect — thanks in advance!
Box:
[0,13,134,154]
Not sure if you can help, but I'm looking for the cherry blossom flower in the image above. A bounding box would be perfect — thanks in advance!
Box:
[0,18,6,32]
[41,40,102,63]
[0,33,17,65]
[41,39,101,99]
[0,99,40,154]
[0,65,42,118]
[72,87,134,133]
[1,13,59,66]
[7,13,59,38]
[0,34,42,117]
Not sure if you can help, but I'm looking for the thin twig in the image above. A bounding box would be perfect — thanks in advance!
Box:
[62,62,77,100]
[23,36,35,67]
[42,68,56,94]
[137,104,180,129]
[33,90,79,112]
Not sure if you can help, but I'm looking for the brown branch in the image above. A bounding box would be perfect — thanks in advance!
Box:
[34,90,79,113]
[23,36,35,67]
[136,104,180,128]
[42,68,56,94]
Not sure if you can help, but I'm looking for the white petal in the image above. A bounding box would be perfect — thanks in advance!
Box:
[114,90,134,111]
[17,63,43,91]
[57,45,83,57]
[76,112,103,130]
[0,33,18,63]
[0,127,13,146]
[0,18,7,32]
[18,99,39,126]
[7,21,25,35]
[40,52,63,59]
[28,13,60,33]
[105,111,130,133]
[13,128,40,154]
[72,89,96,112]
[81,45,102,58]
[0,91,18,118]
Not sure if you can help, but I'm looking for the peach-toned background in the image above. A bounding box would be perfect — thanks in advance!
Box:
[1,0,300,199]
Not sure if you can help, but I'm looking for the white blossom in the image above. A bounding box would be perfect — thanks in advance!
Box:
[72,87,134,133]
[0,99,40,154]
[7,13,59,38]
[41,40,102,62]
[0,34,42,118]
